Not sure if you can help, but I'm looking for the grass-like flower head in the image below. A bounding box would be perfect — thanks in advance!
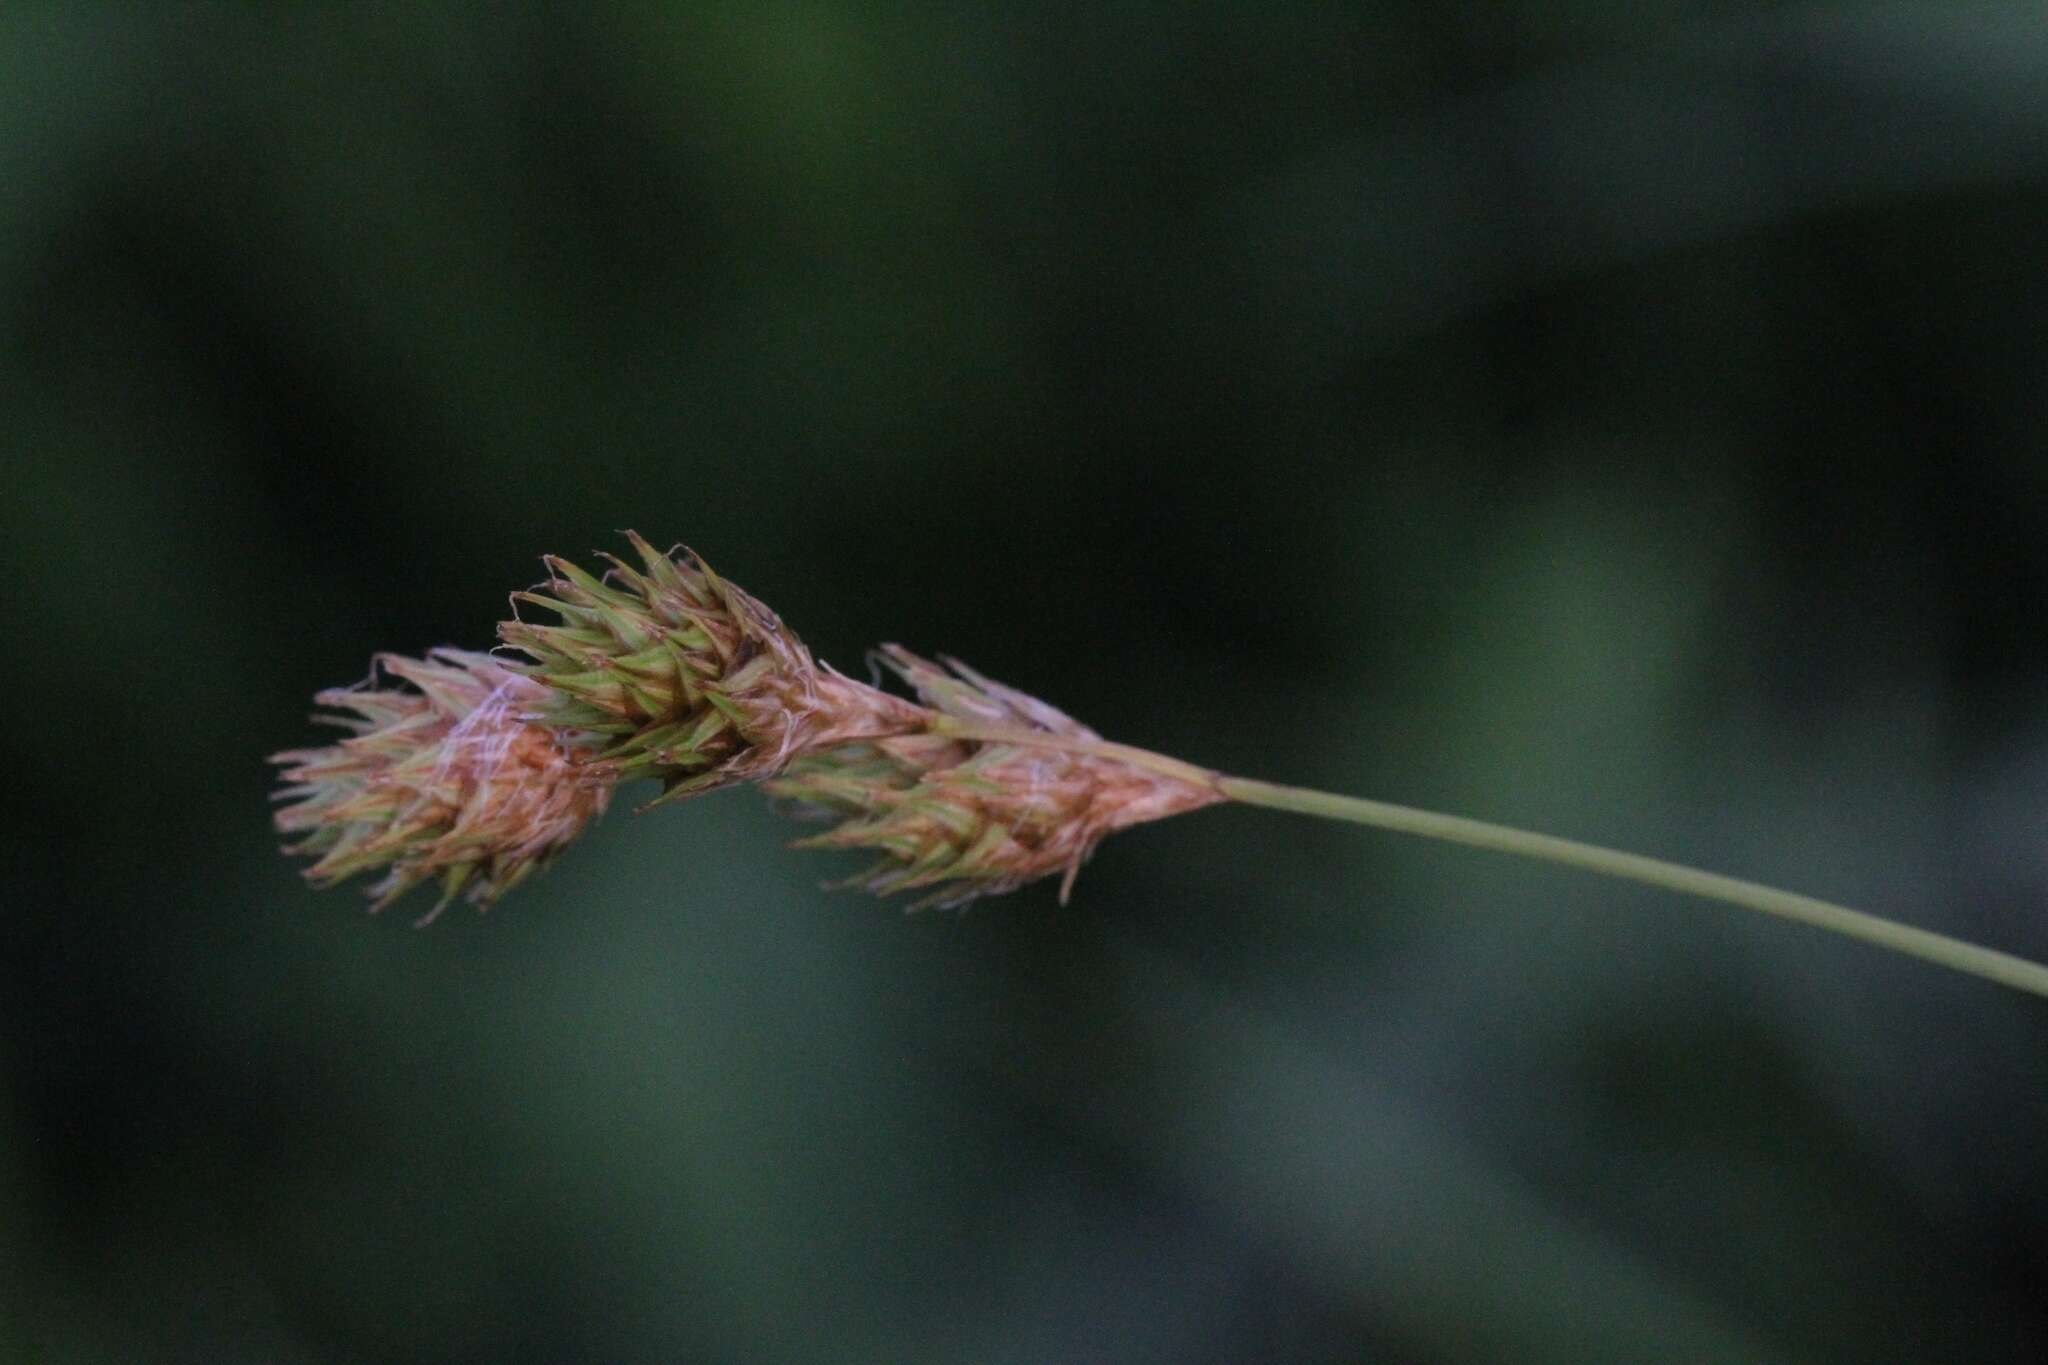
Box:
[270,649,612,918]
[499,533,924,802]
[766,646,1223,907]
[264,534,2048,1000]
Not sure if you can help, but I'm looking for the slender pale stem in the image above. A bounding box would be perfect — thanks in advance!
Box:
[1220,776,2048,999]
[928,716,2048,999]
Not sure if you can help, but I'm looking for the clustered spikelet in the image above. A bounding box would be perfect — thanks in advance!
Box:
[274,535,1219,916]
[270,649,612,919]
[765,647,1224,908]
[497,532,926,803]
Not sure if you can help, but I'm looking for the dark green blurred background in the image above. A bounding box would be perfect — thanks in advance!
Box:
[7,3,2048,1361]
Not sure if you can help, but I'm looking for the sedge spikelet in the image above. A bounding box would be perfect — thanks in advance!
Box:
[499,533,925,803]
[766,646,1223,907]
[270,649,612,920]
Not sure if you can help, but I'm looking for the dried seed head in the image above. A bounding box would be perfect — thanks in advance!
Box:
[765,647,1223,907]
[270,649,612,919]
[499,533,924,803]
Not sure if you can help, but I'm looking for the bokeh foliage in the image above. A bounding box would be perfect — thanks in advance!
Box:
[5,3,2048,1360]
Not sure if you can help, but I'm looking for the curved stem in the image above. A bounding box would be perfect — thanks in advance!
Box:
[926,716,2048,999]
[1221,776,2048,1000]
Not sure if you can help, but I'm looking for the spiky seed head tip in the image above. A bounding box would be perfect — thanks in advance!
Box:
[270,649,612,921]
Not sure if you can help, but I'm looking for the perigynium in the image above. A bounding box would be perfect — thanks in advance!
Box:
[270,533,2048,1000]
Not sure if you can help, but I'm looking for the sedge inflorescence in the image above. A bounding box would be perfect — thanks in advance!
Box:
[271,535,1218,918]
